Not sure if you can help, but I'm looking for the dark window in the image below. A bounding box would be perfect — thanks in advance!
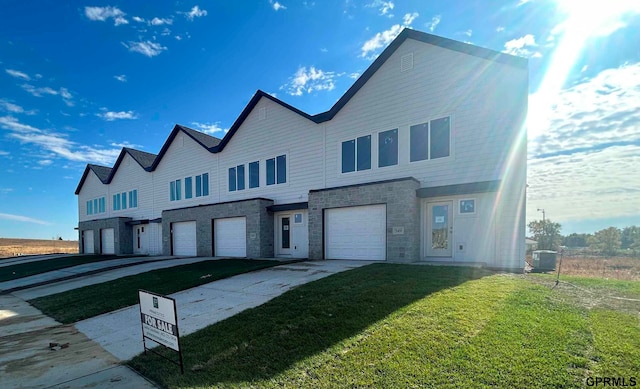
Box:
[228,167,236,191]
[430,117,450,159]
[202,173,209,196]
[378,128,398,167]
[281,217,290,249]
[410,122,429,162]
[341,140,355,173]
[195,175,202,197]
[185,177,193,199]
[276,155,286,184]
[266,158,275,185]
[249,161,259,188]
[357,135,371,171]
[237,165,245,190]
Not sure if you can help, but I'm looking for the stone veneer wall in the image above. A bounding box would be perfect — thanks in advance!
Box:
[308,178,420,262]
[161,198,274,257]
[78,217,133,254]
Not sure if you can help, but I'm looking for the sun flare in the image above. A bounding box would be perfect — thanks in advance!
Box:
[527,0,638,139]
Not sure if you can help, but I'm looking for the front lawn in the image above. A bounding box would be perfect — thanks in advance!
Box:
[0,254,123,282]
[29,259,283,323]
[128,264,640,388]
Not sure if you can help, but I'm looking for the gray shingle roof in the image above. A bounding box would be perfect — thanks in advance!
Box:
[177,124,222,149]
[88,164,112,183]
[124,148,157,170]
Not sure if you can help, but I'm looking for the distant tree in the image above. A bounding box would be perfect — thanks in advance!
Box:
[528,219,562,250]
[588,227,621,257]
[621,226,640,250]
[58,237,63,241]
[563,233,590,248]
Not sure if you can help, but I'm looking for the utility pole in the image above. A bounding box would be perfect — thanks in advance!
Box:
[537,208,546,249]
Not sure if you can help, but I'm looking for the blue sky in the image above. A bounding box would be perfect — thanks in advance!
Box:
[0,0,638,240]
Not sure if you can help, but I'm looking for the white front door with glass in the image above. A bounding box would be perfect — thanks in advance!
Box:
[278,215,291,255]
[426,201,453,257]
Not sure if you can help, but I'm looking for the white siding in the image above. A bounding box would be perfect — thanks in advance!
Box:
[107,154,154,221]
[216,99,325,205]
[78,172,108,223]
[152,134,217,219]
[323,39,528,190]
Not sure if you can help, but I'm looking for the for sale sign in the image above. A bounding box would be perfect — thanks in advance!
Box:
[138,290,180,351]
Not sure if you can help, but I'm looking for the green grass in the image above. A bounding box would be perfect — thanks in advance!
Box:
[29,259,283,323]
[0,254,124,282]
[129,265,637,388]
[531,273,640,297]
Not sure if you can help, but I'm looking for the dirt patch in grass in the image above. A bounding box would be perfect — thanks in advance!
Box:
[0,238,78,258]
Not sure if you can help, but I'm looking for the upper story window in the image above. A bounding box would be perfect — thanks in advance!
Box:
[170,179,182,201]
[267,155,286,185]
[342,135,371,173]
[185,177,193,199]
[378,128,398,167]
[195,173,209,197]
[86,196,105,216]
[410,116,451,162]
[249,161,259,188]
[229,165,245,192]
[113,190,137,211]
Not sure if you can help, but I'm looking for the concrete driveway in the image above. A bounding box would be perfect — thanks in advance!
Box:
[1,259,372,388]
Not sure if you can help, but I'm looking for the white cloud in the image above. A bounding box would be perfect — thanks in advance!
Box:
[114,74,127,82]
[361,12,418,59]
[38,159,53,166]
[5,69,30,80]
[84,6,128,26]
[97,110,138,121]
[20,84,74,106]
[366,1,394,16]
[0,213,50,225]
[269,0,287,11]
[403,12,418,25]
[428,15,441,32]
[496,26,505,32]
[21,84,58,97]
[150,17,172,26]
[0,116,121,165]
[349,72,360,79]
[132,16,145,23]
[182,5,207,20]
[527,63,640,226]
[0,99,25,114]
[123,41,167,57]
[281,66,339,96]
[503,34,542,58]
[0,150,10,156]
[191,122,228,135]
[110,141,143,148]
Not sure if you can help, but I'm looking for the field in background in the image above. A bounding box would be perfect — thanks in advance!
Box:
[558,256,640,281]
[0,238,78,258]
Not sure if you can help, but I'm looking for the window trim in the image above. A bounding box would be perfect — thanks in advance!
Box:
[409,115,453,164]
[265,153,288,186]
[339,133,372,175]
[459,198,476,215]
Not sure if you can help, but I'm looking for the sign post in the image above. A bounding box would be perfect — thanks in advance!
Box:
[138,290,184,374]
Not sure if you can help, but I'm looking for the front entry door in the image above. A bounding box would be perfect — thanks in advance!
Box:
[426,201,453,257]
[278,216,291,255]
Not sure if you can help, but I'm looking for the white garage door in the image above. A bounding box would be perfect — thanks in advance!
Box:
[325,205,386,260]
[172,221,197,256]
[214,217,247,257]
[84,230,94,254]
[101,228,115,254]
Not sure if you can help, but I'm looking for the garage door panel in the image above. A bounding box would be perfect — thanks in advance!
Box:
[173,221,197,256]
[325,205,386,261]
[214,217,247,257]
[101,228,115,254]
[84,230,94,254]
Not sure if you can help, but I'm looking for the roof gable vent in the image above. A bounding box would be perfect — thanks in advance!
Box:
[401,53,414,72]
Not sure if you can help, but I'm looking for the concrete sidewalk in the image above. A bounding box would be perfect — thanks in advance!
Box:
[11,256,219,300]
[0,255,203,294]
[76,260,372,361]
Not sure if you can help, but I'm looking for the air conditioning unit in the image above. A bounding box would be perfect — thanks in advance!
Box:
[532,250,557,272]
